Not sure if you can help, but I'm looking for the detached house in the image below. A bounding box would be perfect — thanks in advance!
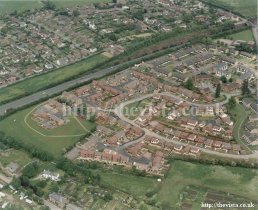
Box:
[213,63,231,79]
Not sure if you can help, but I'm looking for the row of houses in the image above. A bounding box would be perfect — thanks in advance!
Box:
[145,119,239,153]
[79,148,165,175]
[133,70,208,102]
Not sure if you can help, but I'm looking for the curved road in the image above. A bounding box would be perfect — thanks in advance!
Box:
[113,92,258,160]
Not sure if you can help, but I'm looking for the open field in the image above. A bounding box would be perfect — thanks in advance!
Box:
[0,54,108,104]
[157,160,258,208]
[228,29,254,42]
[0,0,112,14]
[207,0,257,18]
[0,1,41,14]
[0,106,95,157]
[93,160,258,209]
[99,171,159,199]
[0,149,32,168]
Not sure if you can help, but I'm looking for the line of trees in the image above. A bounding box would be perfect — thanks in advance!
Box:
[56,158,101,185]
[242,79,250,96]
[0,132,53,161]
[215,83,221,98]
[168,155,258,169]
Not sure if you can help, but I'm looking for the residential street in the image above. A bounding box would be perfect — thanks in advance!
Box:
[113,92,258,161]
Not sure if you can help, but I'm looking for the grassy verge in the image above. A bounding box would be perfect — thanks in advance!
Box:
[0,54,108,104]
[123,99,151,120]
[228,103,251,150]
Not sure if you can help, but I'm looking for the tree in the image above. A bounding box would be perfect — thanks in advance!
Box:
[35,188,44,197]
[103,193,113,201]
[236,43,255,53]
[202,37,212,46]
[228,97,236,109]
[10,10,18,16]
[12,178,21,189]
[22,162,40,178]
[215,83,221,98]
[106,33,118,41]
[220,75,227,83]
[182,12,192,23]
[42,1,56,10]
[184,78,194,90]
[241,79,250,95]
[20,176,30,187]
[229,78,233,83]
[50,183,59,192]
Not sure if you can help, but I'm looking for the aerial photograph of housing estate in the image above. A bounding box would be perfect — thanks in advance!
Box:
[0,0,257,209]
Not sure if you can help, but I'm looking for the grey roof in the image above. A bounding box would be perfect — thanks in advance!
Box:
[49,193,68,204]
[250,102,258,113]
[240,71,253,80]
[7,162,19,173]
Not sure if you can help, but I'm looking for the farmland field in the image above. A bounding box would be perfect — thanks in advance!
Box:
[228,29,254,42]
[99,171,159,199]
[157,160,258,208]
[0,0,112,14]
[0,106,95,157]
[0,54,108,104]
[93,160,258,209]
[207,0,257,18]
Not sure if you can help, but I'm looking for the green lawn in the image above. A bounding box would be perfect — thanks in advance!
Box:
[207,0,257,18]
[228,29,254,42]
[0,149,32,168]
[0,0,112,14]
[0,54,108,104]
[157,160,258,208]
[164,63,174,72]
[123,99,151,120]
[0,106,95,157]
[228,103,250,149]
